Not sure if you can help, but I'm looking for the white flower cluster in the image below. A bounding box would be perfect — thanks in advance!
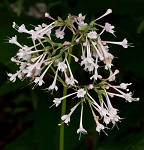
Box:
[8,9,139,138]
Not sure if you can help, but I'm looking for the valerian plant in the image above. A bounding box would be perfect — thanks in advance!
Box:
[7,8,139,150]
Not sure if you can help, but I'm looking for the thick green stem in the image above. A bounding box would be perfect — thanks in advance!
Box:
[59,35,75,150]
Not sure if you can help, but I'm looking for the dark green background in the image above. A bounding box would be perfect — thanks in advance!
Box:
[0,0,144,150]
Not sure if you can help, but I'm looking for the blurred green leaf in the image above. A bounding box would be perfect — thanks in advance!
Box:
[6,107,27,114]
[34,93,60,150]
[4,128,34,150]
[0,62,7,87]
[97,128,144,150]
[74,0,144,15]
[3,92,61,150]
[0,80,27,96]
[137,20,144,33]
[128,133,144,150]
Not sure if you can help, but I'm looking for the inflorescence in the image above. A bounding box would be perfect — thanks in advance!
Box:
[8,9,139,138]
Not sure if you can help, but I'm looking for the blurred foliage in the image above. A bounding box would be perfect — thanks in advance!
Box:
[137,20,144,33]
[0,0,144,150]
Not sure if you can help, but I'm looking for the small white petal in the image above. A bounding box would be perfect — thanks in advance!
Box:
[87,31,97,39]
[77,89,86,98]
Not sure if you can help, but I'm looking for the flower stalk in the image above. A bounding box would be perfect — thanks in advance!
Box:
[59,34,75,150]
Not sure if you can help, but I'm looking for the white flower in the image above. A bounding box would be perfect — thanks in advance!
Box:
[103,116,111,124]
[89,103,107,134]
[45,12,55,20]
[104,22,115,35]
[77,89,86,98]
[91,102,109,119]
[81,40,95,72]
[45,12,50,18]
[8,35,17,44]
[120,83,132,90]
[104,38,133,48]
[60,102,80,125]
[106,69,119,81]
[48,69,58,91]
[12,22,54,47]
[90,65,99,80]
[78,21,88,30]
[12,22,29,33]
[107,107,120,123]
[99,107,108,117]
[9,35,22,48]
[77,14,87,30]
[61,114,71,124]
[123,92,139,102]
[95,8,112,21]
[7,72,18,82]
[34,77,44,86]
[19,62,27,71]
[57,61,67,72]
[121,39,129,48]
[52,89,86,108]
[35,25,43,31]
[109,113,121,126]
[65,58,78,85]
[65,76,78,86]
[34,62,52,86]
[17,47,31,61]
[25,54,46,77]
[104,53,114,70]
[17,47,43,61]
[81,57,95,72]
[77,13,86,23]
[77,127,87,138]
[7,59,28,82]
[96,122,105,132]
[53,89,84,107]
[108,84,139,102]
[77,105,87,140]
[97,36,114,68]
[53,98,61,107]
[87,31,97,39]
[103,89,122,126]
[41,24,52,39]
[35,22,54,37]
[104,89,117,110]
[87,84,94,90]
[18,24,29,33]
[90,55,102,80]
[55,28,65,39]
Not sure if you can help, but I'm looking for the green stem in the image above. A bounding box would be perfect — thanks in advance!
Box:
[59,35,75,150]
[59,87,67,150]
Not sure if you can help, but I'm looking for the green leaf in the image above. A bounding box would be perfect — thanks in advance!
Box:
[57,16,63,22]
[137,20,144,33]
[0,80,27,96]
[4,128,34,150]
[34,92,60,150]
[97,129,144,150]
[75,0,144,15]
[0,62,7,87]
